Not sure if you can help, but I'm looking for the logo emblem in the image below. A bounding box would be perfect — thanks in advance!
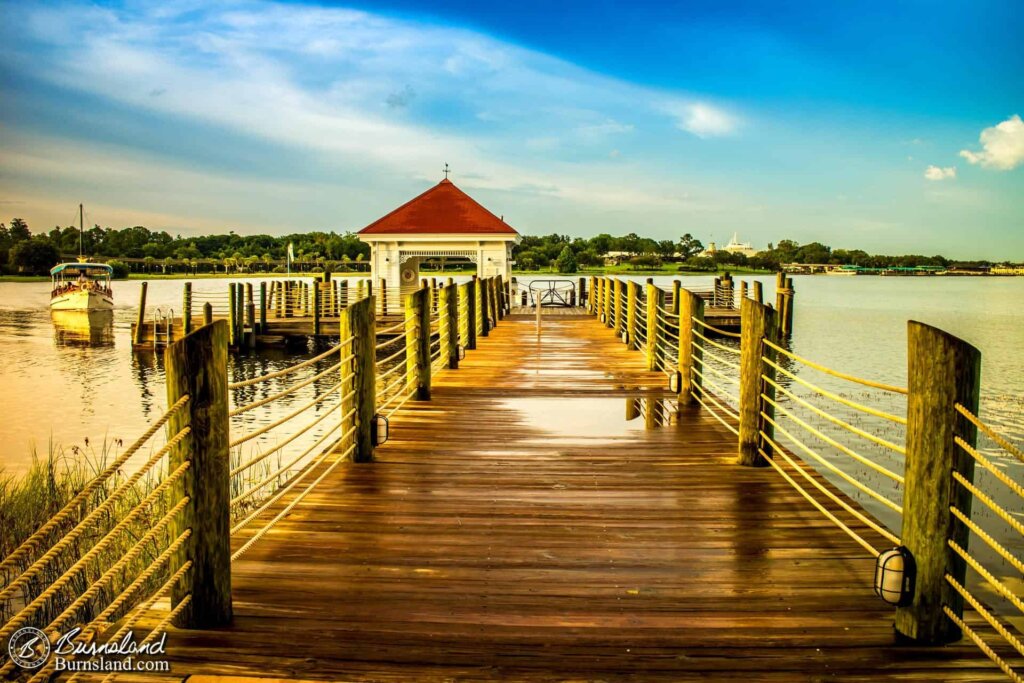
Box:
[7,627,51,669]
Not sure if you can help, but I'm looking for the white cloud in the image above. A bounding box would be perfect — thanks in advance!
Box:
[0,0,745,233]
[664,102,739,138]
[959,115,1024,170]
[924,165,956,181]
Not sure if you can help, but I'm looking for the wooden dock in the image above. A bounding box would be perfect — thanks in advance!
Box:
[147,315,1003,681]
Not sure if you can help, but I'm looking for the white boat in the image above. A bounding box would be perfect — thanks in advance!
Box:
[49,204,115,312]
[50,262,115,311]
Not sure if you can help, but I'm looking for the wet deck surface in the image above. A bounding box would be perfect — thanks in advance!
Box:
[156,316,1006,681]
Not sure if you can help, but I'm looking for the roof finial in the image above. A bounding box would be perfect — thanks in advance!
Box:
[443,162,451,180]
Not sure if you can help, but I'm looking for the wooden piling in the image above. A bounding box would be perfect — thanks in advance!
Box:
[165,320,232,628]
[406,287,431,400]
[340,280,349,309]
[236,283,245,345]
[775,272,785,316]
[478,276,489,337]
[228,283,238,347]
[895,322,981,644]
[181,282,192,335]
[646,280,661,371]
[737,297,777,467]
[380,278,388,315]
[245,301,256,349]
[203,303,213,326]
[598,276,606,327]
[677,289,704,407]
[465,279,477,350]
[613,279,625,336]
[588,276,596,313]
[671,280,681,315]
[445,278,459,369]
[625,280,639,348]
[312,283,321,335]
[753,280,763,303]
[134,282,148,346]
[349,296,376,462]
[739,281,747,303]
[339,305,356,458]
[259,282,267,333]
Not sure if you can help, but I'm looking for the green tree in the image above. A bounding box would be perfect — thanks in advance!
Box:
[555,246,578,273]
[677,233,704,259]
[9,239,59,275]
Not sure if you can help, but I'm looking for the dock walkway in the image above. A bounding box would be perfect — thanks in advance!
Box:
[159,315,1001,681]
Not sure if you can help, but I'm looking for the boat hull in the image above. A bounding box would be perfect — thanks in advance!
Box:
[50,289,114,311]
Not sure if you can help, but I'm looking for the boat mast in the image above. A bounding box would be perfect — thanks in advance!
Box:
[79,203,84,258]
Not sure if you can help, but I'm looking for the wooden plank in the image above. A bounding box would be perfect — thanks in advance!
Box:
[145,316,1008,681]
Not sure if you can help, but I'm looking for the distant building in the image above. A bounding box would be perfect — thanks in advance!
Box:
[701,233,759,258]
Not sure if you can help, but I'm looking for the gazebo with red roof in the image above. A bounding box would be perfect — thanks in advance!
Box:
[357,177,520,304]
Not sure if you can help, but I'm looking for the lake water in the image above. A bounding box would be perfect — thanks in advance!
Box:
[0,274,1021,476]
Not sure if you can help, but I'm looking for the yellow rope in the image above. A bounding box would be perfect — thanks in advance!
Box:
[692,315,741,339]
[692,353,741,385]
[0,427,190,603]
[690,367,741,409]
[233,442,357,560]
[943,605,1024,683]
[955,436,1024,501]
[761,430,900,545]
[949,539,1024,615]
[230,357,347,417]
[761,372,906,456]
[953,471,1024,538]
[689,390,739,436]
[762,356,907,425]
[691,383,740,423]
[0,395,188,578]
[761,378,905,481]
[691,340,741,371]
[376,340,409,368]
[759,445,881,558]
[232,421,345,507]
[230,381,342,448]
[691,326,742,353]
[23,560,192,683]
[44,498,190,636]
[946,574,1024,659]
[950,507,1024,575]
[761,408,904,513]
[956,404,1024,465]
[228,338,350,389]
[0,460,191,641]
[230,390,350,477]
[763,338,907,395]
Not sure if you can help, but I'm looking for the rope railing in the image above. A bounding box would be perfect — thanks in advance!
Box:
[0,395,189,579]
[693,315,741,339]
[0,455,192,647]
[763,338,908,395]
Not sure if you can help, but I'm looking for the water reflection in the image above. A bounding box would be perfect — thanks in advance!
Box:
[51,310,115,348]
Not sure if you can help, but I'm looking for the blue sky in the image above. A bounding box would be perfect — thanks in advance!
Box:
[0,0,1022,258]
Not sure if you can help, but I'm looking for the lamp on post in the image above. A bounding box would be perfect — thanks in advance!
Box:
[874,546,915,606]
[372,414,390,447]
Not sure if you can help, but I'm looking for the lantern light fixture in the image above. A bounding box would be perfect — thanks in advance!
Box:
[621,331,629,345]
[874,546,915,606]
[669,370,682,394]
[372,414,390,447]
[457,344,467,360]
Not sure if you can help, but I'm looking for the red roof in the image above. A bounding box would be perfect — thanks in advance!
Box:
[358,179,518,236]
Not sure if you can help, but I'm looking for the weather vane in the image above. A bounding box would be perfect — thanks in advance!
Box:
[443,162,451,180]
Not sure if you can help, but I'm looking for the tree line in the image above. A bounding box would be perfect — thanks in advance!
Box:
[512,233,997,273]
[0,218,1007,277]
[0,220,371,276]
